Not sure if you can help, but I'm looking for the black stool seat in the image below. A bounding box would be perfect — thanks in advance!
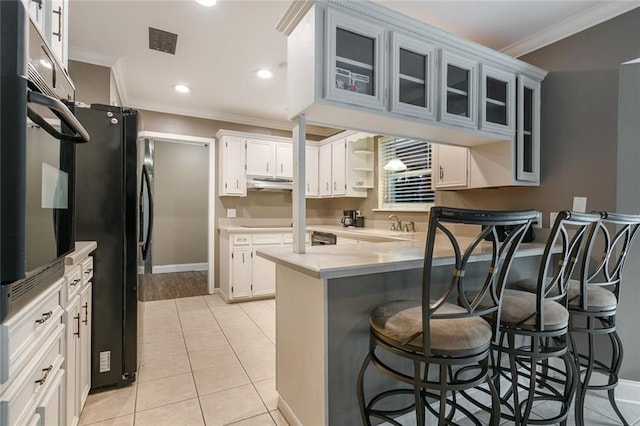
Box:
[371,300,492,355]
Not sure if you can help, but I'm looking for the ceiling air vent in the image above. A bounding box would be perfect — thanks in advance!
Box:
[148,27,178,55]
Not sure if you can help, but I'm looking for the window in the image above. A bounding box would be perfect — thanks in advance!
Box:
[378,137,434,211]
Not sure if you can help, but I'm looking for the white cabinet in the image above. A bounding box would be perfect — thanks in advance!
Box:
[246,140,292,179]
[63,292,81,426]
[433,144,469,189]
[516,75,541,182]
[319,144,332,197]
[317,132,374,198]
[246,139,274,177]
[276,143,293,178]
[231,247,252,299]
[439,51,478,129]
[218,135,247,197]
[480,65,516,136]
[325,8,386,111]
[331,139,347,196]
[305,145,319,197]
[28,0,69,68]
[0,285,65,426]
[79,283,91,410]
[220,232,290,302]
[390,32,437,120]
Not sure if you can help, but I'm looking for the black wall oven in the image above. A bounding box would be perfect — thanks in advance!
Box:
[0,1,89,322]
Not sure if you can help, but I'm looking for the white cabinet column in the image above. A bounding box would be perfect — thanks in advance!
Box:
[292,115,306,254]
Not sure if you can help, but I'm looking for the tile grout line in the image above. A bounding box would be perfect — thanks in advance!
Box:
[205,298,274,421]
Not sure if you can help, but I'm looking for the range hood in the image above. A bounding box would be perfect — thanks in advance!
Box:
[246,177,293,191]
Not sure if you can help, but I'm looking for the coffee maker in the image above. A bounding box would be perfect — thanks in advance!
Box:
[341,210,357,227]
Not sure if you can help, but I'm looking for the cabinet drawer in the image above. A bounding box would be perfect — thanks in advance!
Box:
[232,235,251,246]
[0,323,64,426]
[252,234,282,245]
[65,265,82,305]
[81,256,94,284]
[0,279,63,385]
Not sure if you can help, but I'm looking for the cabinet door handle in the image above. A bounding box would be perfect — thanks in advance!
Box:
[281,163,283,173]
[267,162,269,172]
[52,6,62,42]
[333,182,336,190]
[82,303,89,324]
[439,166,444,181]
[236,179,239,189]
[326,182,329,191]
[74,314,81,337]
[84,268,93,275]
[307,183,309,191]
[242,253,245,263]
[35,365,53,385]
[35,311,53,324]
[71,278,81,287]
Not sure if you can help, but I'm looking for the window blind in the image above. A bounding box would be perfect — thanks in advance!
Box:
[378,138,434,210]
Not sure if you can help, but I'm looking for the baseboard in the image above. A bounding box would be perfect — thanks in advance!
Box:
[151,263,208,274]
[608,378,640,404]
[277,396,303,426]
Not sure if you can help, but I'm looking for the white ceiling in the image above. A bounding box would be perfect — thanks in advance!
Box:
[67,0,639,132]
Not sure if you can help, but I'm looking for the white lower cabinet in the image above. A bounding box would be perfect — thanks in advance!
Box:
[220,232,290,302]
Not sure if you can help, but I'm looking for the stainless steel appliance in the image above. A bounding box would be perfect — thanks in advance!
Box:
[311,231,337,245]
[341,210,357,227]
[0,1,90,322]
[75,104,139,389]
[246,176,293,191]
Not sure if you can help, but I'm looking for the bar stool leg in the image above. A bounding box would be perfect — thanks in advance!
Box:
[608,329,629,425]
[414,359,425,426]
[356,353,373,426]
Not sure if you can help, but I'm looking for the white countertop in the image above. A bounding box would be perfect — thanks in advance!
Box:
[65,241,97,265]
[257,237,548,280]
[219,224,423,242]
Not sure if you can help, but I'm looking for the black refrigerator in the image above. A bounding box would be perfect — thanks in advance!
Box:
[75,104,139,389]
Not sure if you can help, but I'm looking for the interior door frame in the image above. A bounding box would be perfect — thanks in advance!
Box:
[137,131,216,294]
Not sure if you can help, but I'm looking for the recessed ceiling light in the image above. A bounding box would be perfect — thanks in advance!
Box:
[256,69,274,79]
[196,0,216,6]
[173,84,191,93]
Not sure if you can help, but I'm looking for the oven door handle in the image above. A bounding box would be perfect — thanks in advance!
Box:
[27,90,90,143]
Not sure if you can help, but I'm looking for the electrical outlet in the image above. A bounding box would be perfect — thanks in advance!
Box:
[550,212,558,227]
[227,208,236,218]
[533,211,542,229]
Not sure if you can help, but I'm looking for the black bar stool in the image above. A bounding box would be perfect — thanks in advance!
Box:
[567,211,640,425]
[356,207,537,425]
[493,210,601,425]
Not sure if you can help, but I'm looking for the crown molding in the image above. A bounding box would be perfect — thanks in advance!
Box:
[501,2,640,58]
[110,59,129,106]
[276,0,314,35]
[68,46,119,67]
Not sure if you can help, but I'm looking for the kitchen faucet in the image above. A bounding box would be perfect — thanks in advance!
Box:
[388,214,401,231]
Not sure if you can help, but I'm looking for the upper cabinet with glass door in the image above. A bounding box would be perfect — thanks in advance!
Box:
[325,9,386,110]
[439,51,478,129]
[480,65,515,135]
[389,33,437,120]
[516,75,541,182]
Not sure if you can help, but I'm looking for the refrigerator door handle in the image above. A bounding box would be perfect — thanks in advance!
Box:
[27,89,90,143]
[139,165,153,261]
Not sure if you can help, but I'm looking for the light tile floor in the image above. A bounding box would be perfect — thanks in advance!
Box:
[78,294,640,425]
[79,294,287,426]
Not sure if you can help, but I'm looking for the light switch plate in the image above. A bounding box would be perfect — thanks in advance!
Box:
[550,212,558,227]
[572,197,587,213]
[227,208,237,218]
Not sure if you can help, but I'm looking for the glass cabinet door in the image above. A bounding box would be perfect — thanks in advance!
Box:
[325,9,385,110]
[390,32,436,120]
[516,75,540,182]
[480,65,515,135]
[440,51,477,128]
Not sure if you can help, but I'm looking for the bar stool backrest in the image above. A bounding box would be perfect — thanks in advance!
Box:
[533,211,601,330]
[577,211,640,310]
[422,207,537,355]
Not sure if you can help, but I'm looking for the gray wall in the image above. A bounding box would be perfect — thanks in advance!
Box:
[68,60,110,105]
[616,61,640,380]
[153,141,209,266]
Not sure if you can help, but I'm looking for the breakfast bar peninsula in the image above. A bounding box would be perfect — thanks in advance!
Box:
[257,235,547,425]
